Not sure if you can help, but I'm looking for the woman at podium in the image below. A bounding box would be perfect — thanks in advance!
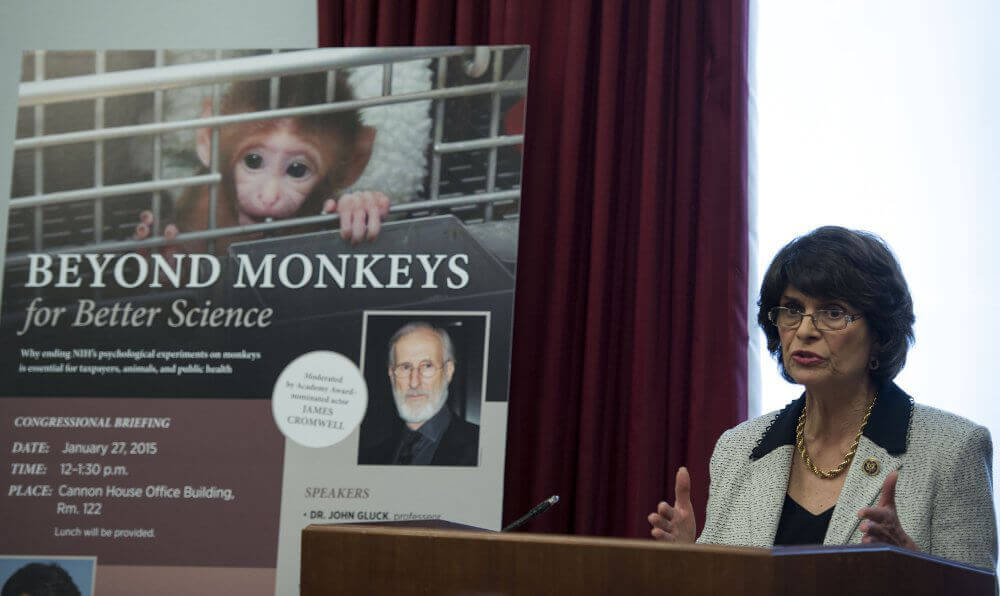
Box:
[648,226,997,570]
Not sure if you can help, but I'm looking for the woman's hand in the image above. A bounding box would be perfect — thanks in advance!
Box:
[648,466,697,543]
[857,471,918,550]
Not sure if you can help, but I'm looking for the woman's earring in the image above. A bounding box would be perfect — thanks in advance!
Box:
[868,357,880,371]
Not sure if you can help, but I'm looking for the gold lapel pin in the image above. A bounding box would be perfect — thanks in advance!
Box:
[862,458,880,476]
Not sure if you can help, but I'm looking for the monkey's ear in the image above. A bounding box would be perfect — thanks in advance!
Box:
[341,125,376,188]
[195,97,214,169]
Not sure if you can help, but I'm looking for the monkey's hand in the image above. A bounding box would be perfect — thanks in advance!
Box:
[322,191,390,244]
[133,210,182,260]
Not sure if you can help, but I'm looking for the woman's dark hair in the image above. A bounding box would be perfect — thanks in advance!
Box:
[1,562,80,596]
[757,226,915,384]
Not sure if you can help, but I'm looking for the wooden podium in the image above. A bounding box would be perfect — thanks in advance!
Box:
[301,522,995,595]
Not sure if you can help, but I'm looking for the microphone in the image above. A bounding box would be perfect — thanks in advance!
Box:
[501,495,560,532]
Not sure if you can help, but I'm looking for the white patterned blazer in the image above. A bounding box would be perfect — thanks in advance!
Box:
[696,382,998,570]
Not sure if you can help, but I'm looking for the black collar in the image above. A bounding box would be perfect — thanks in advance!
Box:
[749,381,913,460]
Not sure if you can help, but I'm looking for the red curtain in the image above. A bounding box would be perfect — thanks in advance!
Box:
[318,0,749,538]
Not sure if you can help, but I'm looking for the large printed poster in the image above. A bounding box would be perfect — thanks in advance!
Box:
[0,48,527,595]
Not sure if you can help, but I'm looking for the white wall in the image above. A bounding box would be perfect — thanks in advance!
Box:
[755,0,1000,514]
[0,0,317,296]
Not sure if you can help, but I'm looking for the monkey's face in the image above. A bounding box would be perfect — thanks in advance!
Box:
[231,121,329,224]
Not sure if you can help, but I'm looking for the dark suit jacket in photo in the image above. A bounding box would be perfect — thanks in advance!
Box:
[358,408,480,466]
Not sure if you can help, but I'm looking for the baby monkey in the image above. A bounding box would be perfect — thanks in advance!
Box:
[135,71,390,255]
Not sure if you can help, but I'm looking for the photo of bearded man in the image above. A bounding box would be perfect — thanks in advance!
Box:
[358,317,483,466]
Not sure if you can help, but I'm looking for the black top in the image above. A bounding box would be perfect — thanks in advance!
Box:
[391,405,453,465]
[773,494,833,546]
[358,407,480,466]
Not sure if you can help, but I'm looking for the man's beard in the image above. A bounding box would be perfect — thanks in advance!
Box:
[393,384,448,425]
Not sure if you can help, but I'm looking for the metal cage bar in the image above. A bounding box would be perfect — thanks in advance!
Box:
[18,48,473,107]
[13,80,525,151]
[32,51,45,252]
[484,49,504,221]
[11,78,526,211]
[435,135,524,153]
[93,50,106,243]
[152,49,164,235]
[430,56,448,201]
[208,50,223,252]
[325,68,337,102]
[8,47,527,265]
[381,62,393,96]
[9,175,222,210]
[269,49,281,111]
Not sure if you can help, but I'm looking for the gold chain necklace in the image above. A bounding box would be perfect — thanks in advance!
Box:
[795,394,877,480]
